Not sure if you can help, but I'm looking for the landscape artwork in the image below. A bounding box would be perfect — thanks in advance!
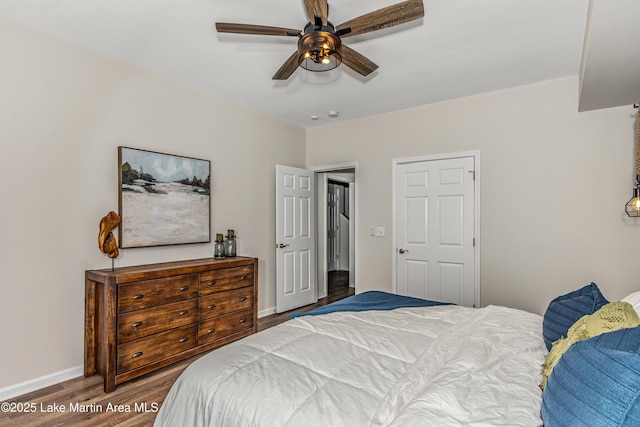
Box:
[118,147,211,248]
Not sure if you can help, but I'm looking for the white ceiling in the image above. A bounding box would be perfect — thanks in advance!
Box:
[0,0,594,127]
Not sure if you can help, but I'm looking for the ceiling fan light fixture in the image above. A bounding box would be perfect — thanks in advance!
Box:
[298,31,342,72]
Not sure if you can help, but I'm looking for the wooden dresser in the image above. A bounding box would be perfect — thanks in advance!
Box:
[84,257,257,393]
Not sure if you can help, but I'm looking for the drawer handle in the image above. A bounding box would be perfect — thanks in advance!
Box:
[179,337,189,343]
[131,321,143,328]
[239,318,247,324]
[240,276,247,280]
[207,280,217,286]
[208,304,216,309]
[179,286,189,291]
[239,297,247,302]
[133,294,144,300]
[132,352,143,358]
[207,328,216,334]
[178,310,189,316]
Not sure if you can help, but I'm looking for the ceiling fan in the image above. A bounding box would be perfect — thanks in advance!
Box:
[215,0,424,80]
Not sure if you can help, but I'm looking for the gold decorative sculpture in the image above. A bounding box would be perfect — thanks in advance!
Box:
[98,211,121,259]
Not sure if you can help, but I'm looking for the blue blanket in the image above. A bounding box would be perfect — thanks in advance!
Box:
[290,291,452,319]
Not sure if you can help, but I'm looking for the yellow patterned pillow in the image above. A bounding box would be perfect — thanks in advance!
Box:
[540,301,640,389]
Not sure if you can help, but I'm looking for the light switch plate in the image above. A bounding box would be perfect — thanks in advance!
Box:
[370,226,385,237]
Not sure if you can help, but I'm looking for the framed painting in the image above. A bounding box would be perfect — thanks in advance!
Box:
[118,147,211,248]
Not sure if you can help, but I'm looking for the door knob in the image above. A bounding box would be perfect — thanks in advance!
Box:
[277,243,289,249]
[399,248,409,254]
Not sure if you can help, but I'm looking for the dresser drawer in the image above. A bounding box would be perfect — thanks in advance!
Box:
[118,299,197,344]
[200,266,254,296]
[117,325,196,373]
[198,308,254,345]
[118,274,198,313]
[199,287,253,321]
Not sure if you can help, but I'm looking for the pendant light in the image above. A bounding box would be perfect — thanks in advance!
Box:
[625,105,640,217]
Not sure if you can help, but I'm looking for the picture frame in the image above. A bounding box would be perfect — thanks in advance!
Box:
[118,146,211,248]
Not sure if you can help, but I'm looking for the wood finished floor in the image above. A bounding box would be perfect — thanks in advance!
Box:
[0,283,354,427]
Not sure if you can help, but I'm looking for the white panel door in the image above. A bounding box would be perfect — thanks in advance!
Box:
[276,165,316,313]
[395,156,476,306]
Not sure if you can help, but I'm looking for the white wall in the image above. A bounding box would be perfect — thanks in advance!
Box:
[0,18,305,391]
[307,76,640,316]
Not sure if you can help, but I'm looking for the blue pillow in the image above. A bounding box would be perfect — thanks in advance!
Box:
[541,326,640,426]
[542,283,608,350]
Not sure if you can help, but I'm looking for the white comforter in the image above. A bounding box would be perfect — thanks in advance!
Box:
[154,305,546,427]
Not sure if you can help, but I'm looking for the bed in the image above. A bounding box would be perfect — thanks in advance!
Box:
[154,291,547,426]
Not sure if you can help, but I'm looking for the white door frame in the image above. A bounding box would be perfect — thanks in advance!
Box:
[311,162,358,299]
[348,182,355,288]
[391,151,480,308]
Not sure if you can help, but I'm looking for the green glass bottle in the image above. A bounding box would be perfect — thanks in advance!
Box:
[214,233,225,259]
[224,229,236,257]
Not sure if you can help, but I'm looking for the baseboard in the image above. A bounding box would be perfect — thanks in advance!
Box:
[258,306,276,318]
[0,365,83,402]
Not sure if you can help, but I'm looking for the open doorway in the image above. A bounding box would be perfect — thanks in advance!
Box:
[314,166,356,300]
[327,179,350,290]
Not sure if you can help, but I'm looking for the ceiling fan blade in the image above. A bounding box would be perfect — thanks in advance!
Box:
[273,51,302,80]
[216,23,301,37]
[303,0,329,26]
[336,0,424,38]
[340,45,378,76]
